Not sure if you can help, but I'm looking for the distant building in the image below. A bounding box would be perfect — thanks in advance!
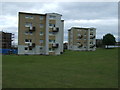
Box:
[68,27,96,51]
[63,42,68,50]
[115,42,120,46]
[18,12,64,55]
[0,31,13,49]
[96,39,103,48]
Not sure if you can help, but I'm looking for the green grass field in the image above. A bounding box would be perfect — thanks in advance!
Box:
[2,48,118,88]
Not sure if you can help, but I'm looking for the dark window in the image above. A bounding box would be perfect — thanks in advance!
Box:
[49,48,51,50]
[25,39,29,42]
[40,47,42,49]
[29,47,32,50]
[49,40,52,42]
[25,47,28,50]
[49,23,55,27]
[29,32,32,34]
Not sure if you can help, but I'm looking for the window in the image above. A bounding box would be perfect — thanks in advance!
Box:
[90,29,93,31]
[40,47,42,49]
[49,39,55,43]
[49,48,54,51]
[40,32,43,35]
[25,32,33,35]
[90,42,93,44]
[25,22,32,27]
[25,15,33,19]
[29,47,32,50]
[90,33,93,35]
[40,40,43,43]
[25,39,32,43]
[40,24,44,28]
[25,31,29,35]
[49,23,52,26]
[24,47,28,50]
[49,48,52,51]
[49,15,56,19]
[25,39,29,42]
[49,39,52,42]
[29,32,33,35]
[40,16,44,20]
[49,32,54,35]
[84,37,86,40]
[49,23,55,27]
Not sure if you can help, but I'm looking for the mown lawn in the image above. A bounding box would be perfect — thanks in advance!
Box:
[2,48,118,88]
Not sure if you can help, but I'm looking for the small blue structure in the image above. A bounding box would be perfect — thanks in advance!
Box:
[0,49,18,54]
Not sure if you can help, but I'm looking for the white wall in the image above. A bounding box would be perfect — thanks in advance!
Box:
[46,13,63,55]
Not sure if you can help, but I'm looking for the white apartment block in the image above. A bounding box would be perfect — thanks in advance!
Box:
[18,12,64,55]
[68,27,96,51]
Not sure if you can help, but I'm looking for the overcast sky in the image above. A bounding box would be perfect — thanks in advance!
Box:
[0,2,118,44]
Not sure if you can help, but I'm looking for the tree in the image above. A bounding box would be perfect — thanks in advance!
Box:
[103,33,116,48]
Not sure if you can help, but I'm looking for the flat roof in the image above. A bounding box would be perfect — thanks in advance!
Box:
[19,12,46,16]
[71,27,96,29]
[46,13,62,16]
[68,27,96,31]
[19,12,62,16]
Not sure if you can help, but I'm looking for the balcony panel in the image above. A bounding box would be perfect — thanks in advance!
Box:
[52,43,59,48]
[52,27,59,32]
[29,26,36,31]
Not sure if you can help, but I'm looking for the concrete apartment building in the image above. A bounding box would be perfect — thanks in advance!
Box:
[68,27,96,51]
[18,12,64,55]
[0,31,13,49]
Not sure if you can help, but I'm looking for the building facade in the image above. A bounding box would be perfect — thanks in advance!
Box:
[0,31,13,49]
[68,27,96,51]
[96,39,103,48]
[18,12,64,55]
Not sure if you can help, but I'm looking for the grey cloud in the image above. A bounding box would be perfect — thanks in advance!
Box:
[2,2,45,16]
[58,2,118,20]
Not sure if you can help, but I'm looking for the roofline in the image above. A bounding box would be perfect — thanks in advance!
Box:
[68,27,96,31]
[0,31,13,34]
[71,27,96,30]
[68,29,71,31]
[46,13,62,16]
[19,12,46,16]
[19,12,63,16]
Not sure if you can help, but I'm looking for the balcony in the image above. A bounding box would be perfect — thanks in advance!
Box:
[52,27,59,32]
[32,43,36,47]
[29,26,35,31]
[52,43,59,48]
[78,35,83,39]
[28,43,36,48]
[78,43,83,48]
[90,35,95,39]
[90,44,95,48]
[90,32,94,35]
